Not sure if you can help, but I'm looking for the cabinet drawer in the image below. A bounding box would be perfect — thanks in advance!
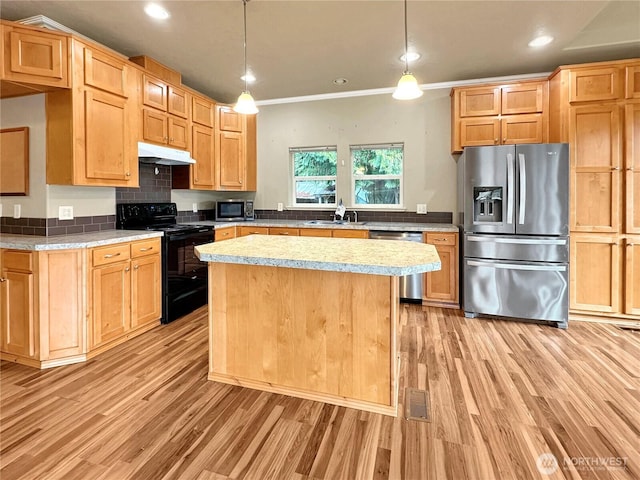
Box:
[269,227,299,236]
[332,229,369,239]
[92,243,130,267]
[237,226,269,236]
[215,227,236,241]
[131,238,160,258]
[425,232,457,246]
[299,228,332,237]
[3,250,33,272]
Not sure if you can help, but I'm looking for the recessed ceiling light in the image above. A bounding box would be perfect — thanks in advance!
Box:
[145,3,170,20]
[400,52,421,63]
[241,73,256,83]
[528,35,554,48]
[333,77,348,85]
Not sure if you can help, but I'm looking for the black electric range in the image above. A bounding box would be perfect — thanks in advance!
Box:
[116,203,214,323]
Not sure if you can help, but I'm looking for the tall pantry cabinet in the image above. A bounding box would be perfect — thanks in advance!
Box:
[549,58,640,324]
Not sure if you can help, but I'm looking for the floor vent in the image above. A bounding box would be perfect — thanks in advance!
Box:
[405,388,430,422]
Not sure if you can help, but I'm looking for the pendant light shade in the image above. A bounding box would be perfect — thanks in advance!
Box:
[234,0,258,114]
[393,0,423,100]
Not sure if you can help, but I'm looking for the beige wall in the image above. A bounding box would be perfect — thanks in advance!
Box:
[255,88,457,214]
[0,95,47,218]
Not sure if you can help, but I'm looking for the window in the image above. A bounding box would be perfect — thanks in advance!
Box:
[351,143,403,207]
[290,146,337,206]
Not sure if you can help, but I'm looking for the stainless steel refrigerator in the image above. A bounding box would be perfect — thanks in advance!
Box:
[458,143,569,328]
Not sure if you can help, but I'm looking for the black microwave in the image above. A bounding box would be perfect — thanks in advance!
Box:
[215,200,255,221]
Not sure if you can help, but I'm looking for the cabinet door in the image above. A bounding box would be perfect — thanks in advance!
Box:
[625,65,640,99]
[0,253,35,358]
[5,28,68,87]
[570,104,622,232]
[191,125,215,188]
[192,96,214,127]
[217,131,245,190]
[168,86,188,118]
[142,108,168,145]
[299,228,332,237]
[83,47,125,96]
[332,229,369,238]
[625,237,640,316]
[459,87,500,117]
[131,254,161,329]
[85,90,133,182]
[218,106,243,132]
[142,75,167,110]
[460,117,500,147]
[168,116,189,150]
[501,114,543,145]
[626,103,640,234]
[501,83,544,114]
[423,233,458,305]
[569,67,621,103]
[570,234,621,313]
[91,262,130,348]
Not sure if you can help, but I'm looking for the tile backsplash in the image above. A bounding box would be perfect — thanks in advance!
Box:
[115,164,171,204]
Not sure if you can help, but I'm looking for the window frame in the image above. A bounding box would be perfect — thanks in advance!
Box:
[290,145,338,208]
[350,142,404,209]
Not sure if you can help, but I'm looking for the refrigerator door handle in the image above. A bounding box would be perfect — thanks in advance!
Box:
[507,153,514,224]
[466,235,567,245]
[467,260,567,272]
[518,153,526,225]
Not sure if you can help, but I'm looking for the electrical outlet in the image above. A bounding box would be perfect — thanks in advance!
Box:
[192,203,198,213]
[0,204,3,217]
[13,204,21,219]
[58,206,74,220]
[277,202,284,212]
[417,204,427,214]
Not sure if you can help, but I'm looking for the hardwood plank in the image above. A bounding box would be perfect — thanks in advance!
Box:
[1,306,639,480]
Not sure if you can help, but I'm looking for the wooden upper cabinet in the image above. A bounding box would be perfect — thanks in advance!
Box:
[191,124,215,189]
[570,103,622,232]
[501,83,544,114]
[459,87,500,117]
[451,80,548,152]
[167,116,188,149]
[142,74,167,110]
[192,96,214,127]
[218,106,243,132]
[217,131,244,190]
[626,102,640,234]
[168,85,188,118]
[83,47,126,96]
[569,67,621,103]
[626,65,640,99]
[2,24,69,88]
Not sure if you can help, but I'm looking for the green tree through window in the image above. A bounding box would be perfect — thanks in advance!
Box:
[291,147,337,205]
[352,144,403,206]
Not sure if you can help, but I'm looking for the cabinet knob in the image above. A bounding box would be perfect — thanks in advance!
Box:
[503,138,506,142]
[134,265,139,270]
[628,243,634,247]
[125,267,130,272]
[612,166,621,171]
[494,139,498,144]
[0,278,6,282]
[628,167,635,171]
[126,172,131,177]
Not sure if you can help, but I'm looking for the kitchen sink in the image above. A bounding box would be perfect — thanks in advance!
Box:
[304,220,367,226]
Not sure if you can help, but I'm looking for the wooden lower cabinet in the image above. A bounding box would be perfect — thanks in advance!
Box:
[299,228,333,237]
[89,239,161,352]
[0,248,86,368]
[625,236,640,316]
[422,232,459,308]
[269,227,299,236]
[237,226,270,237]
[570,234,620,314]
[332,229,369,239]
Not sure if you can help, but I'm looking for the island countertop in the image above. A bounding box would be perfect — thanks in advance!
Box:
[195,234,441,276]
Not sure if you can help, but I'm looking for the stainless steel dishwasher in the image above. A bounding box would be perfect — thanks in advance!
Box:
[369,230,423,302]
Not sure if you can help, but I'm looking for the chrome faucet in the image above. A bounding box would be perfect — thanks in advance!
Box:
[353,210,358,223]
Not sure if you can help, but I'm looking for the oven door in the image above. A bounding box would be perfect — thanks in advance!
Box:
[165,230,213,322]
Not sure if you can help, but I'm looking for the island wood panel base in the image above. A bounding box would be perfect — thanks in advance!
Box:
[208,263,400,416]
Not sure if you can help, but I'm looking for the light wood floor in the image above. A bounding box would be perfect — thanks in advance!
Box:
[1,306,639,480]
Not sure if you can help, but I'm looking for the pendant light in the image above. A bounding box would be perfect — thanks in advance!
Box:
[234,0,258,114]
[392,0,423,100]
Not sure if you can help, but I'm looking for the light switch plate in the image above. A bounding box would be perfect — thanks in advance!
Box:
[58,206,74,220]
[13,204,21,219]
[192,203,198,213]
[277,202,284,212]
[417,204,427,214]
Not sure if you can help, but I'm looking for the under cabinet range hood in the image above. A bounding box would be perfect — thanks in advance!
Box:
[138,142,196,166]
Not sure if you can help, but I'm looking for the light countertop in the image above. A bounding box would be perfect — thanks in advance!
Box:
[185,219,458,233]
[0,230,163,251]
[195,234,441,276]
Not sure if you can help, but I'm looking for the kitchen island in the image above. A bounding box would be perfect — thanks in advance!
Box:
[195,235,440,416]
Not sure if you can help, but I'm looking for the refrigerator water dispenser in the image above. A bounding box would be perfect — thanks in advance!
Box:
[473,187,502,223]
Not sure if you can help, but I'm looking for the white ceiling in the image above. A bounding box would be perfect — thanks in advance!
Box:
[1,1,639,103]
